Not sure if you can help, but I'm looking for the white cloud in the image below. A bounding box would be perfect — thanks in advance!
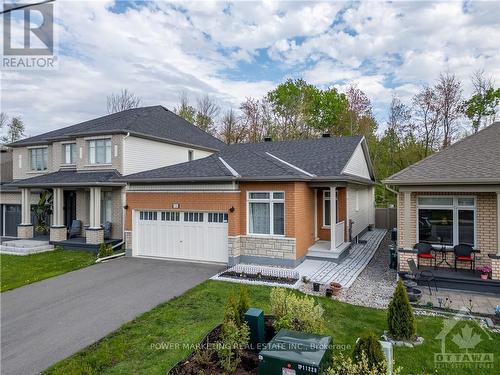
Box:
[1,0,499,137]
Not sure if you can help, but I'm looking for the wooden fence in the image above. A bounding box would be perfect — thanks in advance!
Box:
[375,207,397,229]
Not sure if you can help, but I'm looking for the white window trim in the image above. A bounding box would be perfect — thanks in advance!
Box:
[62,143,77,165]
[87,138,112,165]
[29,147,49,171]
[416,195,477,249]
[247,191,285,237]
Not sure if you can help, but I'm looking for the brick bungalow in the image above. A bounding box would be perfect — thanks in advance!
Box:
[384,122,500,281]
[119,135,376,266]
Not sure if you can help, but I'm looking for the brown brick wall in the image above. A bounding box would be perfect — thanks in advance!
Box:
[397,191,497,270]
[125,181,317,259]
[294,182,315,258]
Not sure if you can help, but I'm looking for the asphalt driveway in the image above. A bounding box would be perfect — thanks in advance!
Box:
[1,257,223,375]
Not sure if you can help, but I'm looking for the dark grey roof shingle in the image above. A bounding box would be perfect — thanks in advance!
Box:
[385,122,500,184]
[120,136,370,182]
[9,106,225,151]
[12,169,123,187]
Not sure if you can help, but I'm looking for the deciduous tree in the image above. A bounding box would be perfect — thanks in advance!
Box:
[106,89,142,114]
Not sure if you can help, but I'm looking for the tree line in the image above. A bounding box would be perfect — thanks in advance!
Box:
[2,71,498,206]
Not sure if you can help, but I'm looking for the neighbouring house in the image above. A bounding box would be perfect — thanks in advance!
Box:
[0,106,224,246]
[118,135,376,266]
[384,122,500,284]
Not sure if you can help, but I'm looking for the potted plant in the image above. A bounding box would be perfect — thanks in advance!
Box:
[476,266,492,280]
[330,282,342,296]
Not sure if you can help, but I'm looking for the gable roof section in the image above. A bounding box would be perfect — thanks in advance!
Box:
[8,106,225,151]
[384,122,500,185]
[119,135,375,183]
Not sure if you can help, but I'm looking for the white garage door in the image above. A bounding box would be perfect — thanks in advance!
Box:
[134,210,228,263]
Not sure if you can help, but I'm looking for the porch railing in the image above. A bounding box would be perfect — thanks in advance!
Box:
[335,221,345,248]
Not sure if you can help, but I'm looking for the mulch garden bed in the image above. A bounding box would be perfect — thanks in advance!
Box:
[219,270,298,285]
[169,317,276,375]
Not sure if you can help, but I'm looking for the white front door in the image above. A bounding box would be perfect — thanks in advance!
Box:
[134,210,228,263]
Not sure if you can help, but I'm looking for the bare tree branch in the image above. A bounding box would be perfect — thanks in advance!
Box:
[106,89,142,114]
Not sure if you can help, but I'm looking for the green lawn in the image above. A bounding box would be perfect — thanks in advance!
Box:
[0,249,96,292]
[44,280,500,375]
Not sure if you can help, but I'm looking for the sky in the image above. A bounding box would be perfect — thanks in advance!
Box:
[1,0,500,138]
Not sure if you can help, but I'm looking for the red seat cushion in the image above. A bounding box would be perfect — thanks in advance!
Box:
[456,255,472,261]
[418,253,434,259]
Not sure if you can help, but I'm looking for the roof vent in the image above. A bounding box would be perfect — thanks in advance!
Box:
[322,133,331,138]
[264,137,272,142]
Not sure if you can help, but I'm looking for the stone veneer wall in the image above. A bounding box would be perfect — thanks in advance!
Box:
[50,226,67,242]
[86,228,104,245]
[490,256,500,280]
[228,235,297,267]
[397,249,418,272]
[17,225,34,239]
[125,231,132,250]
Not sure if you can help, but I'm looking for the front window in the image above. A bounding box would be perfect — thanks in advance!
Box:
[417,196,475,247]
[248,192,284,235]
[88,139,111,164]
[30,148,48,171]
[101,191,113,223]
[63,143,76,164]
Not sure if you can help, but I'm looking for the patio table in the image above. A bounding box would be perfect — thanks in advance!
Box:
[434,245,454,268]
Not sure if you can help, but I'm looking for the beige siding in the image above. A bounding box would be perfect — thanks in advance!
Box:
[343,143,371,180]
[347,184,375,238]
[77,134,124,173]
[122,136,213,175]
[0,192,38,205]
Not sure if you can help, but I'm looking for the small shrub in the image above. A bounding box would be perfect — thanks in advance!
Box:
[353,333,386,371]
[192,343,215,368]
[98,243,113,258]
[387,279,416,340]
[270,287,324,335]
[216,319,250,373]
[237,285,250,320]
[326,352,400,375]
[223,285,251,327]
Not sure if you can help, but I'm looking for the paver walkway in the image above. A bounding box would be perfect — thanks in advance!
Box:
[296,229,387,288]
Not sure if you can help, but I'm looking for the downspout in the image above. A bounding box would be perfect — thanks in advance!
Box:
[121,132,130,253]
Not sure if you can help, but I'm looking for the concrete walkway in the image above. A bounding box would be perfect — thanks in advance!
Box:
[419,288,500,315]
[296,229,387,287]
[1,257,223,375]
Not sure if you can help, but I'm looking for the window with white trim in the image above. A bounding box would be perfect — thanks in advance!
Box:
[208,212,228,223]
[88,139,111,164]
[161,211,180,221]
[139,211,157,221]
[248,192,284,235]
[417,196,476,247]
[30,147,48,171]
[63,143,76,164]
[323,190,339,228]
[184,212,204,222]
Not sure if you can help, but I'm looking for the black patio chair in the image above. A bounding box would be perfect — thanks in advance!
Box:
[102,221,112,240]
[453,244,475,272]
[414,242,435,269]
[68,220,82,239]
[407,258,438,295]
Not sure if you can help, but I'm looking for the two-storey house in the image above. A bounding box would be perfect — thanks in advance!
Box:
[0,106,224,245]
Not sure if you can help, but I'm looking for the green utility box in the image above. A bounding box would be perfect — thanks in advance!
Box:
[258,329,332,375]
[244,308,265,350]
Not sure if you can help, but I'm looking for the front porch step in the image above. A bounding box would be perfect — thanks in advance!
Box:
[306,242,351,263]
[0,240,55,255]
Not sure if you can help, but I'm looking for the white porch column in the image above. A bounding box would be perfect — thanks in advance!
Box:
[52,188,64,226]
[314,188,318,240]
[89,187,102,228]
[330,186,337,251]
[497,192,500,256]
[20,188,32,225]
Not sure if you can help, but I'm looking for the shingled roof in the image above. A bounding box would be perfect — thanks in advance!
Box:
[384,122,500,185]
[119,135,374,183]
[8,106,225,151]
[12,169,124,187]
